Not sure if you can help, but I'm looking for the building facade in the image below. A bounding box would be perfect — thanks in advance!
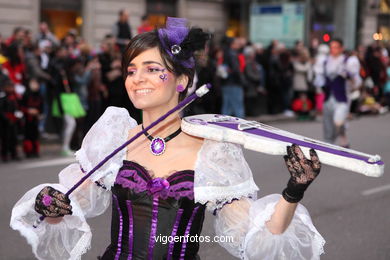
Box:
[0,0,228,47]
[0,0,386,50]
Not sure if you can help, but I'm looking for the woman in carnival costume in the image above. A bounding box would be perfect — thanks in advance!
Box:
[10,17,325,259]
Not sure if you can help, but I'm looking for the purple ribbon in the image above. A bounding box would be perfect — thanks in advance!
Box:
[148,196,159,259]
[113,195,123,260]
[126,200,133,260]
[167,209,184,259]
[180,206,199,258]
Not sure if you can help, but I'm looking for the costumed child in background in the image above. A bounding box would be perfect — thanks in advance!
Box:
[21,78,43,158]
[10,18,324,260]
[292,92,314,120]
[0,80,22,162]
[357,87,386,115]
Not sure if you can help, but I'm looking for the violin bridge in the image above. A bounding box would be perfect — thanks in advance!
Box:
[238,121,261,131]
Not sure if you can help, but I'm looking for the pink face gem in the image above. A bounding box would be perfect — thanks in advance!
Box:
[42,194,53,207]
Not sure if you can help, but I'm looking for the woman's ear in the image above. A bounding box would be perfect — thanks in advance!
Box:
[176,75,189,92]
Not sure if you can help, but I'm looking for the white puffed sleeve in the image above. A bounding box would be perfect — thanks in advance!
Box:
[75,106,138,189]
[194,140,325,259]
[10,106,138,260]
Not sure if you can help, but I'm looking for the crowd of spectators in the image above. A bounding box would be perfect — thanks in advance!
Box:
[206,36,390,119]
[1,14,389,162]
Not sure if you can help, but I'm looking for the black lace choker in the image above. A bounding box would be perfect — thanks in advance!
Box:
[142,125,182,156]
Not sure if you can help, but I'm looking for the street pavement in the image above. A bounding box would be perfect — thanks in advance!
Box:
[1,113,389,260]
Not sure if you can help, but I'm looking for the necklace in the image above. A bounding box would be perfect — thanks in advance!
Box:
[142,125,182,156]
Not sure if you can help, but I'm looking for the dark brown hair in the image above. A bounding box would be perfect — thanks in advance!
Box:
[122,31,194,101]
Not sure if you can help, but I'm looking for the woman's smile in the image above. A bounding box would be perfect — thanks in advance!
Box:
[134,88,154,95]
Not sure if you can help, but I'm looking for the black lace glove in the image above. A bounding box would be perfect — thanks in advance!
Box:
[34,186,72,217]
[282,144,321,203]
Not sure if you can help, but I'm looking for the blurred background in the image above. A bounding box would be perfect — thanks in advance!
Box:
[0,0,389,259]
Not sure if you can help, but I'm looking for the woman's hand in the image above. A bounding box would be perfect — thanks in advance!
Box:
[282,144,321,203]
[34,186,72,218]
[45,217,64,224]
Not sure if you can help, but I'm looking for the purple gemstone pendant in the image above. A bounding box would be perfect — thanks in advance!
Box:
[150,137,166,156]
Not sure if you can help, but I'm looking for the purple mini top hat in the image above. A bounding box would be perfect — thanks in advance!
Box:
[157,17,195,68]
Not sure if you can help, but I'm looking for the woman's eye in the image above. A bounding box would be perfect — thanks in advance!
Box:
[127,70,136,76]
[147,68,161,73]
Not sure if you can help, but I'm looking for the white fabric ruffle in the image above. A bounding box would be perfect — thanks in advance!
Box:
[10,181,91,260]
[75,106,137,189]
[10,163,112,260]
[194,140,259,210]
[215,194,325,260]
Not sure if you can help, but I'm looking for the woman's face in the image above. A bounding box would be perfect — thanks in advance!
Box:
[125,47,184,111]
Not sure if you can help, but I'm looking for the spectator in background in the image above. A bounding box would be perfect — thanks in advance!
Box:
[266,41,284,114]
[292,48,311,97]
[47,46,77,156]
[137,15,153,34]
[186,42,219,115]
[357,87,385,115]
[105,57,141,123]
[221,37,245,118]
[62,30,79,58]
[0,80,22,161]
[77,43,93,65]
[313,44,330,115]
[24,43,51,83]
[36,22,59,47]
[98,35,117,89]
[0,33,6,56]
[21,78,43,158]
[69,57,92,149]
[23,29,34,53]
[236,37,247,73]
[243,45,265,116]
[314,39,362,147]
[292,40,304,57]
[70,58,90,112]
[279,49,294,116]
[85,56,106,132]
[254,42,266,69]
[2,42,25,96]
[113,9,132,53]
[309,37,320,58]
[292,92,313,120]
[5,27,25,47]
[37,40,52,133]
[365,45,386,102]
[0,63,10,88]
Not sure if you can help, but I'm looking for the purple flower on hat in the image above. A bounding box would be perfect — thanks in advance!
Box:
[158,17,195,68]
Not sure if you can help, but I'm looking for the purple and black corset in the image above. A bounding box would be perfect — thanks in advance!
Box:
[100,160,205,260]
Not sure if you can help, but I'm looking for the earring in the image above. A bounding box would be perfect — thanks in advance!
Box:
[176,84,185,92]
